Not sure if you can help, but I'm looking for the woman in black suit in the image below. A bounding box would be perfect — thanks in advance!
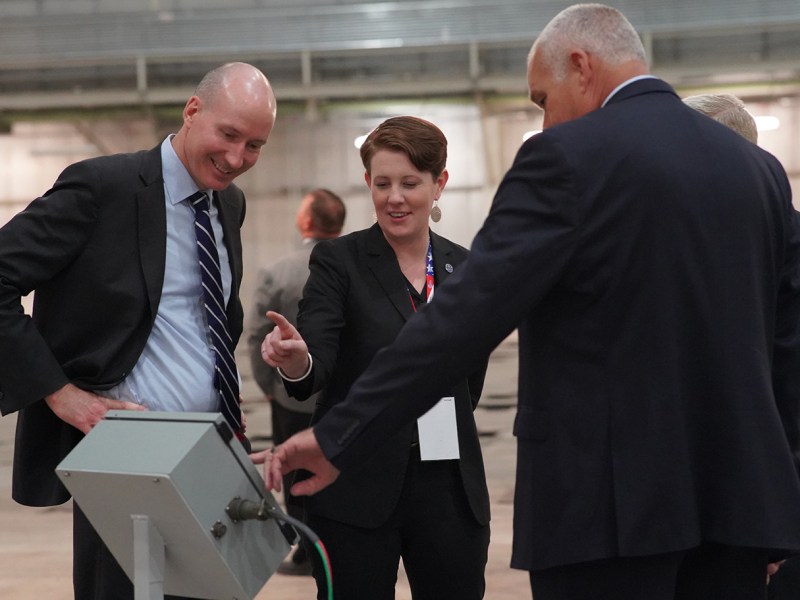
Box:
[257,116,490,599]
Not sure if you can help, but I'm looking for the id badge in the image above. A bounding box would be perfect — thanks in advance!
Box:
[417,397,460,461]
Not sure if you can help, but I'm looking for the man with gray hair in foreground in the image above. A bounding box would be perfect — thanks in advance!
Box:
[683,92,759,144]
[263,4,800,599]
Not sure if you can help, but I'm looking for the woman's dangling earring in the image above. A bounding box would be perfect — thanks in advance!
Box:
[430,198,442,223]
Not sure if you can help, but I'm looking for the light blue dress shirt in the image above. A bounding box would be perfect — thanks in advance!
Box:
[101,136,233,412]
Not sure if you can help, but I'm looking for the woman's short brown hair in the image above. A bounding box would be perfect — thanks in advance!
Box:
[360,116,447,178]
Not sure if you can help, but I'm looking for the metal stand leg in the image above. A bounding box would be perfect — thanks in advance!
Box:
[132,514,165,600]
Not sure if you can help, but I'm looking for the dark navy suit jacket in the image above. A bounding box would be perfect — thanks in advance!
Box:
[0,145,246,507]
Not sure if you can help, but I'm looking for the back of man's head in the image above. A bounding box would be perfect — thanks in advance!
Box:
[300,188,346,239]
[532,3,647,81]
[683,93,758,144]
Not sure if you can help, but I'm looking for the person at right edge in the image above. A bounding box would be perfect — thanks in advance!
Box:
[683,92,758,145]
[262,4,800,600]
[255,115,490,600]
[682,91,800,600]
[682,90,800,597]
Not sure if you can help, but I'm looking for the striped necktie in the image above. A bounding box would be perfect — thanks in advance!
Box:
[188,191,243,436]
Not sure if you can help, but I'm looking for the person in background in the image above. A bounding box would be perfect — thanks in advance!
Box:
[0,62,277,600]
[682,92,800,600]
[247,187,346,576]
[684,90,800,593]
[683,92,759,144]
[254,115,491,600]
[264,4,800,600]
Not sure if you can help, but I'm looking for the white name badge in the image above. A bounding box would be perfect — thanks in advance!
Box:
[417,397,460,461]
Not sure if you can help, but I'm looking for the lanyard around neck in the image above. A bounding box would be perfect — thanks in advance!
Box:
[409,238,434,312]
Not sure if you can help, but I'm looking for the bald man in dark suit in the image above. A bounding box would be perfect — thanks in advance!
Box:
[0,62,277,599]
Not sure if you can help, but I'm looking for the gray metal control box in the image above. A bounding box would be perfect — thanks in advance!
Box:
[56,411,292,600]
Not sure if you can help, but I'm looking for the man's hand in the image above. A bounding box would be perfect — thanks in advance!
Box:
[260,311,310,379]
[767,560,785,583]
[255,428,340,496]
[45,383,145,434]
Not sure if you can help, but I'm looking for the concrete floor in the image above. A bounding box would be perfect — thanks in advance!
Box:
[0,337,529,599]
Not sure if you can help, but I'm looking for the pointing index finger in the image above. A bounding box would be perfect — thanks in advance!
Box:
[266,311,293,335]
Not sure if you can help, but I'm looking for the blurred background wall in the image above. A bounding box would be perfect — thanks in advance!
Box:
[1,0,799,388]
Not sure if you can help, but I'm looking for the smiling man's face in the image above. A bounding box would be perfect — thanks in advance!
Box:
[177,89,274,191]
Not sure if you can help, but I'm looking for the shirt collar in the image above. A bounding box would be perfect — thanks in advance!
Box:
[602,75,657,107]
[161,135,206,205]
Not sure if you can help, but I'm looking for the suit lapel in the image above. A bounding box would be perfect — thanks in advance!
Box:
[365,224,415,322]
[136,146,167,319]
[430,231,458,287]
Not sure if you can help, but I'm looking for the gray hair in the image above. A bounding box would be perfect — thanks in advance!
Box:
[531,4,647,80]
[683,93,758,144]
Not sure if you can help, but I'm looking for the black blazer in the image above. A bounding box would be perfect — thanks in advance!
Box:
[312,79,800,569]
[0,145,246,507]
[285,224,490,528]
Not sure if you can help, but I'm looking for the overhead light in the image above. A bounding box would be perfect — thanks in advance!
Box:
[754,115,780,132]
[353,134,369,149]
[523,130,541,141]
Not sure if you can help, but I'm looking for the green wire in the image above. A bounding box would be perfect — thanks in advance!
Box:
[314,540,334,600]
[265,504,334,600]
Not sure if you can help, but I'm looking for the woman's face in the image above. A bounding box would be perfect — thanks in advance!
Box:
[366,149,448,246]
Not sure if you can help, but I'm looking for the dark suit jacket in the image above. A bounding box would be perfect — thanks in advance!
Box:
[284,224,490,528]
[311,79,800,570]
[0,145,246,507]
